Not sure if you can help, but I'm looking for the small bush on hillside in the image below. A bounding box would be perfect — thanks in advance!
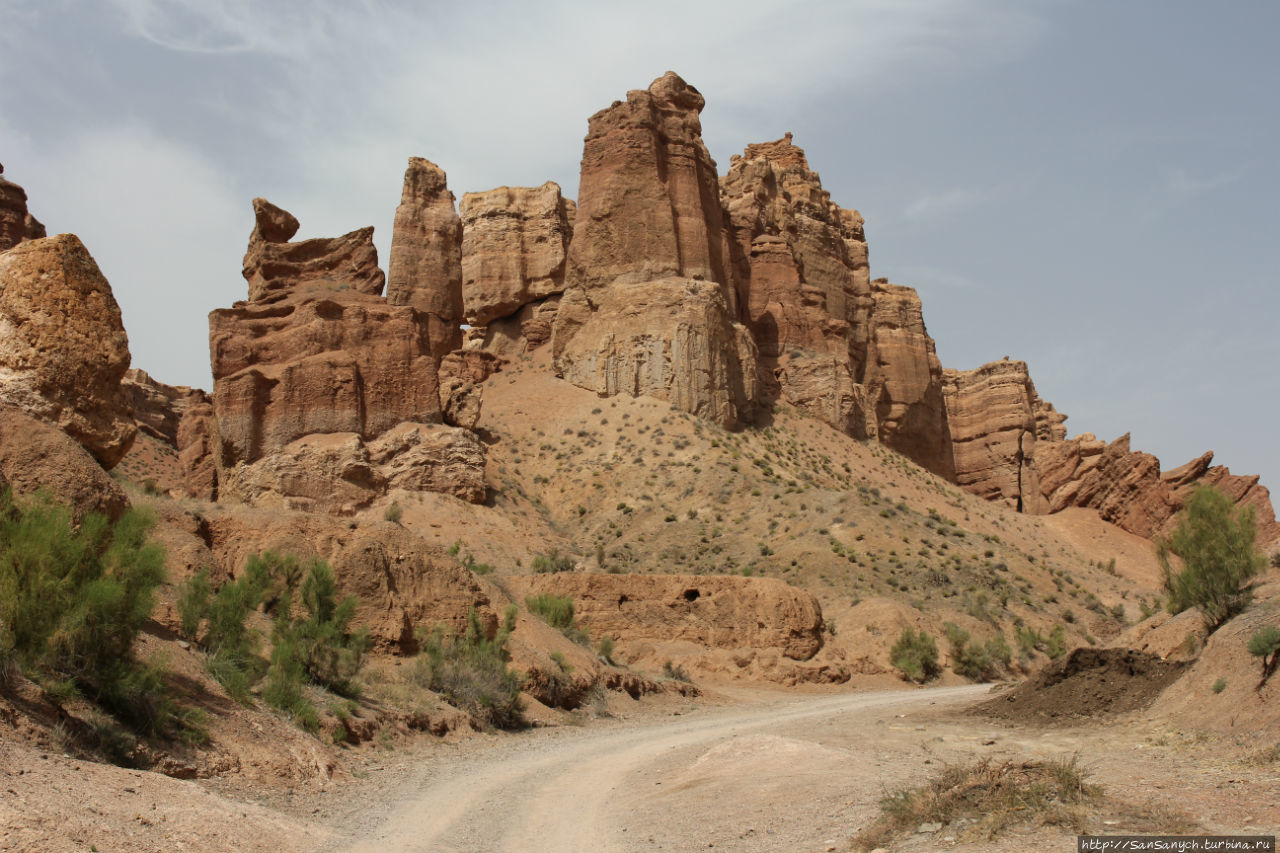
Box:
[1247,626,1280,682]
[1045,624,1068,660]
[383,501,403,524]
[415,606,522,729]
[531,550,575,573]
[1158,485,1266,633]
[0,490,183,738]
[526,593,590,645]
[890,627,940,683]
[661,660,692,682]
[598,636,616,665]
[943,623,1009,682]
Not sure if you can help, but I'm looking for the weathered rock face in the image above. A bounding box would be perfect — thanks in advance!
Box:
[0,166,46,252]
[555,278,759,428]
[864,281,953,479]
[553,73,758,426]
[201,508,498,650]
[0,234,136,468]
[721,135,893,443]
[204,199,486,510]
[943,360,1048,513]
[122,368,205,446]
[508,573,825,661]
[1035,433,1280,545]
[209,294,442,463]
[565,72,731,294]
[460,182,574,326]
[241,198,384,304]
[0,405,129,521]
[386,158,463,361]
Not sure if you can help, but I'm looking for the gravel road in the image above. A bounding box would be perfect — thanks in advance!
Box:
[327,685,988,853]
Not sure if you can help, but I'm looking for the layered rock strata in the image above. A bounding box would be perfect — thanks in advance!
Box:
[0,405,130,521]
[0,234,136,468]
[552,72,758,427]
[202,199,483,509]
[122,368,205,446]
[386,158,464,362]
[460,182,574,327]
[0,165,46,252]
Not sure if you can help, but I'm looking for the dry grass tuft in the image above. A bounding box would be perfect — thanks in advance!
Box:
[852,755,1101,850]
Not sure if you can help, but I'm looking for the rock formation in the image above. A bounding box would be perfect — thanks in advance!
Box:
[863,281,953,478]
[241,198,384,304]
[509,573,826,661]
[460,182,574,327]
[386,158,464,362]
[122,368,205,446]
[0,165,46,252]
[943,360,1049,512]
[0,405,130,521]
[552,72,759,427]
[201,199,484,510]
[0,234,136,468]
[721,135,875,436]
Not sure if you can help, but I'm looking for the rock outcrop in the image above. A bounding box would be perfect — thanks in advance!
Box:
[202,199,484,510]
[386,158,463,362]
[943,360,1049,512]
[201,508,499,650]
[460,182,574,326]
[553,72,758,427]
[0,234,135,468]
[241,198,384,304]
[721,135,876,436]
[508,573,825,661]
[863,281,953,478]
[0,165,46,252]
[0,405,130,521]
[122,368,205,447]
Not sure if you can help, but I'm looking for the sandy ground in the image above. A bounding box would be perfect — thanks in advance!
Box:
[297,683,1279,853]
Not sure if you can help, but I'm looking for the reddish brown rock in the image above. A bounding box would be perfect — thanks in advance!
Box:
[241,198,384,304]
[0,166,46,252]
[0,405,129,521]
[943,360,1050,512]
[554,278,759,428]
[553,74,758,425]
[201,508,498,650]
[507,573,825,661]
[386,158,463,361]
[122,368,206,447]
[0,234,135,468]
[460,183,574,326]
[720,135,881,440]
[177,392,218,500]
[477,296,561,356]
[564,72,732,294]
[436,350,502,432]
[209,293,442,465]
[864,281,953,478]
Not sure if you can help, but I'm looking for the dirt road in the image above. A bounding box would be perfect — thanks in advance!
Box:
[328,685,988,853]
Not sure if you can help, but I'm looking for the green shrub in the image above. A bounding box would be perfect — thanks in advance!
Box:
[1015,625,1043,660]
[1247,626,1280,681]
[0,490,178,736]
[414,607,523,729]
[1212,677,1227,694]
[661,660,692,682]
[943,623,1006,682]
[384,501,403,524]
[176,568,212,640]
[531,550,575,573]
[1045,624,1068,660]
[1158,485,1266,632]
[525,593,589,645]
[890,627,940,683]
[598,636,616,665]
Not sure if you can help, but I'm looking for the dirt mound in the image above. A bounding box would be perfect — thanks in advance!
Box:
[975,648,1187,724]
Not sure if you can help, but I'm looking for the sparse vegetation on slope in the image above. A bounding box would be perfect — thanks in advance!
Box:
[414,606,523,730]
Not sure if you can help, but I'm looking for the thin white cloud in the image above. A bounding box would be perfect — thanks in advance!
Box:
[903,187,994,220]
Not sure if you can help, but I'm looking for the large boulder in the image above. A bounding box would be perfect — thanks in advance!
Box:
[0,405,129,522]
[460,182,574,327]
[386,158,464,362]
[0,165,46,252]
[0,234,135,468]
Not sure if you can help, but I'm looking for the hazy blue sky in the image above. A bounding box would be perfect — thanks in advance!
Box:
[2,0,1276,492]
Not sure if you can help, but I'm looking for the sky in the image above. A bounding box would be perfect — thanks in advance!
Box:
[1,0,1277,492]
